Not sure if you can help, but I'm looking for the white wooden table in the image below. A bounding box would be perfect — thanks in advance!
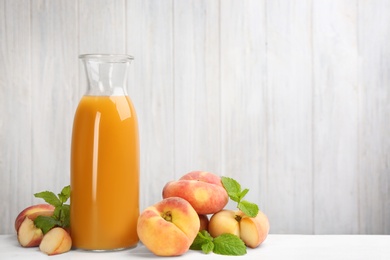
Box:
[1,234,389,259]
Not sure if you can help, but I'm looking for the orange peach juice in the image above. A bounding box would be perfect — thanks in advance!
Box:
[70,95,139,250]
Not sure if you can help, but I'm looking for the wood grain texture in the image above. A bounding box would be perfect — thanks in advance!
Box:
[357,0,390,234]
[0,0,390,235]
[173,0,221,176]
[266,0,313,234]
[78,0,126,54]
[0,0,33,233]
[312,0,359,234]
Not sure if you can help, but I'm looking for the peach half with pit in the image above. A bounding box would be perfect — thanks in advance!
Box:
[137,197,200,256]
[162,171,229,215]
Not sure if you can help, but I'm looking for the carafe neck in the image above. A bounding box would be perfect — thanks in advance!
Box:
[80,54,133,96]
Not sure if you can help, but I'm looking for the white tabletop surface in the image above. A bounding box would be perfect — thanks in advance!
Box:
[1,234,390,259]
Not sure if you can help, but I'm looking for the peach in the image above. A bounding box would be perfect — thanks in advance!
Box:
[209,209,270,248]
[15,204,55,232]
[162,171,228,214]
[198,214,209,231]
[39,227,72,255]
[137,197,200,256]
[17,217,44,247]
[16,204,56,248]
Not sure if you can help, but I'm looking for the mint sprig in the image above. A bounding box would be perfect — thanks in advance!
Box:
[33,185,70,234]
[191,230,214,253]
[190,230,246,256]
[213,233,247,255]
[221,176,259,217]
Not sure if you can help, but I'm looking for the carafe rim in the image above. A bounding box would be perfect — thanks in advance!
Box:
[79,54,134,62]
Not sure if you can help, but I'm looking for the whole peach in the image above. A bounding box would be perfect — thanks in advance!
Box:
[198,214,209,231]
[162,171,228,214]
[137,197,200,256]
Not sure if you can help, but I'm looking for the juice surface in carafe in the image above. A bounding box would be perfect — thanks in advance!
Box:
[70,95,139,250]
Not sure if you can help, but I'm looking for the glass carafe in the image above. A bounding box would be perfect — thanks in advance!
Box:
[70,54,139,250]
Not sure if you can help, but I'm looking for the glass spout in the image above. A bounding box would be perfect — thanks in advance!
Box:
[79,54,134,96]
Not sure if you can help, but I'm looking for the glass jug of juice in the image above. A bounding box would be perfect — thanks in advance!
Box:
[70,54,139,250]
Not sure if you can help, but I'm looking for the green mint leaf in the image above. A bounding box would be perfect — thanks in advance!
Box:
[221,176,241,194]
[53,206,60,220]
[190,230,213,251]
[58,185,71,203]
[201,240,214,254]
[60,204,70,228]
[228,193,241,203]
[190,241,203,251]
[34,191,61,207]
[52,204,70,228]
[239,188,249,200]
[213,233,246,256]
[34,216,60,234]
[221,176,261,218]
[238,200,259,218]
[199,230,213,240]
[33,185,71,234]
[221,176,242,202]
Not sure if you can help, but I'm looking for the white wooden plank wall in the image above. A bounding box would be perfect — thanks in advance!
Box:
[0,0,389,235]
[313,0,360,234]
[266,0,313,234]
